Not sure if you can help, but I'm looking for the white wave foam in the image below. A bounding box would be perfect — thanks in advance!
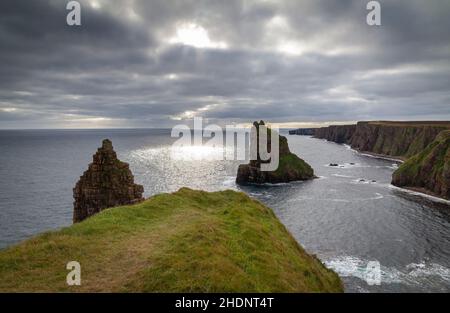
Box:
[375,164,399,170]
[325,198,351,203]
[315,192,383,203]
[261,182,289,186]
[369,193,384,200]
[325,256,389,284]
[222,176,236,187]
[357,152,404,163]
[389,184,450,205]
[332,174,353,178]
[406,262,450,281]
[326,163,372,169]
[325,255,450,288]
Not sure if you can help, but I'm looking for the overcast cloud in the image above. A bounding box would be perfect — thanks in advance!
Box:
[0,0,449,128]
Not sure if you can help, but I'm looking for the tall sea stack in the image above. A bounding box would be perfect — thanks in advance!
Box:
[73,139,144,223]
[236,121,314,184]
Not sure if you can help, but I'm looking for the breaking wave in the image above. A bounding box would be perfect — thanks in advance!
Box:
[325,255,450,290]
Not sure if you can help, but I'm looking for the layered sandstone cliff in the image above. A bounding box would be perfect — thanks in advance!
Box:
[349,122,449,159]
[392,130,450,200]
[314,121,450,159]
[312,121,450,199]
[73,139,144,223]
[288,128,315,136]
[236,121,314,184]
[314,125,356,144]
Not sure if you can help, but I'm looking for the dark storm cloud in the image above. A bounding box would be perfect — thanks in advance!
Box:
[0,0,449,128]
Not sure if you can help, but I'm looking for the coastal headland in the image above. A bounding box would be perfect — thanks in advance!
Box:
[290,121,450,200]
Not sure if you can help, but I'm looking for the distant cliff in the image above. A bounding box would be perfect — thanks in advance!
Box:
[312,121,450,199]
[314,125,356,144]
[392,130,450,200]
[237,121,314,184]
[314,121,450,160]
[289,128,316,136]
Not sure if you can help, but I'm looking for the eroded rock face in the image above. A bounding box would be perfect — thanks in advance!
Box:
[314,125,355,144]
[236,121,314,184]
[288,128,316,136]
[349,122,448,159]
[73,139,144,223]
[314,121,450,199]
[314,121,450,159]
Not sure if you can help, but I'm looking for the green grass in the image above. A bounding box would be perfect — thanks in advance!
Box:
[273,153,315,179]
[392,130,450,198]
[0,188,342,292]
[368,121,450,127]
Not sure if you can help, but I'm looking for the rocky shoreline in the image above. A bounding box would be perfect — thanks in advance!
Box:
[350,149,405,163]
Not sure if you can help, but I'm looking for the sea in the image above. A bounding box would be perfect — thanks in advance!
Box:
[0,128,449,292]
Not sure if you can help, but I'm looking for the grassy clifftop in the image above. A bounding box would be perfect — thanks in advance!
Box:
[392,130,450,199]
[351,122,450,158]
[0,188,342,292]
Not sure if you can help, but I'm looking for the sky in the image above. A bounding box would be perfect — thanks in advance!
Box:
[0,0,449,129]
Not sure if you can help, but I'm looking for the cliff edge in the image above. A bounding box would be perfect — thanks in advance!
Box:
[392,130,450,200]
[0,188,342,292]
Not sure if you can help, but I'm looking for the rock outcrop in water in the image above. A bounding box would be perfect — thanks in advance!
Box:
[73,139,144,223]
[236,121,314,184]
[392,130,450,200]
